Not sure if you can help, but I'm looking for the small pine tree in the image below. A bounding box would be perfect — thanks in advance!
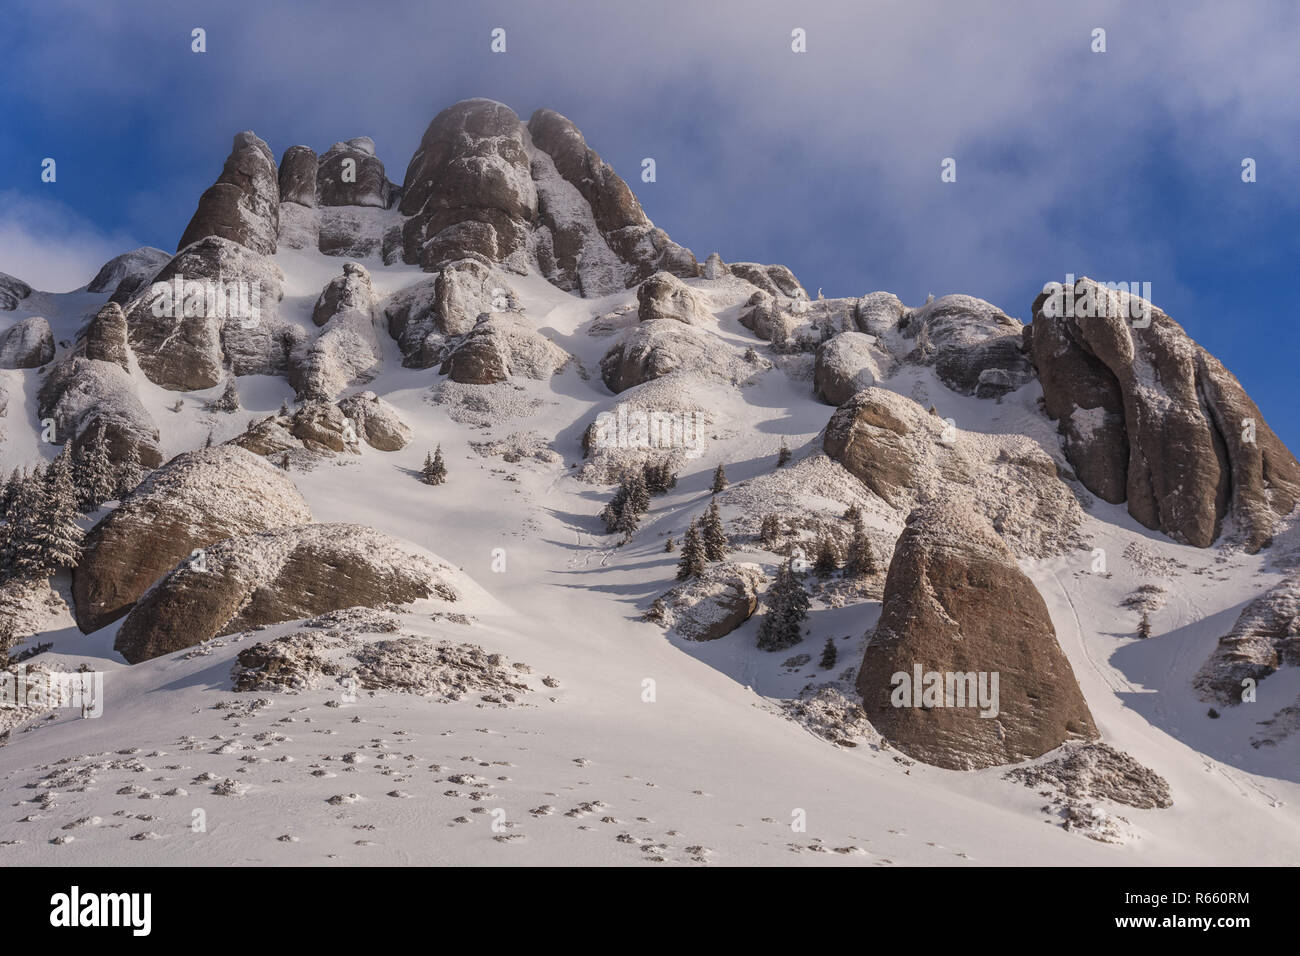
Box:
[757,558,810,651]
[1138,611,1152,639]
[74,426,117,512]
[29,452,84,576]
[209,378,240,413]
[423,446,447,485]
[626,469,650,517]
[676,520,707,580]
[642,461,678,495]
[601,478,631,534]
[777,441,791,468]
[813,534,839,578]
[711,463,728,495]
[843,502,862,523]
[3,470,47,579]
[759,513,782,549]
[114,444,144,501]
[846,515,878,577]
[203,429,214,448]
[701,499,728,561]
[664,536,675,553]
[819,637,838,670]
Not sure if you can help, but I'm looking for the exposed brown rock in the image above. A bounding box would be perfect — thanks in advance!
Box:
[277,146,318,207]
[0,316,54,368]
[82,302,130,369]
[316,138,392,208]
[440,313,569,385]
[177,131,280,255]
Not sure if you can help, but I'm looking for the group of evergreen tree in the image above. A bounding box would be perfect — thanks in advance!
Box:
[675,499,729,580]
[421,446,447,485]
[1,455,85,583]
[599,460,681,540]
[757,556,811,651]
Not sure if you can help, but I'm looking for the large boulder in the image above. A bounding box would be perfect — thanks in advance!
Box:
[399,99,537,271]
[1194,572,1300,706]
[600,320,746,394]
[902,294,1033,399]
[292,263,382,400]
[647,562,765,641]
[316,137,392,208]
[37,357,162,468]
[1029,276,1300,551]
[114,523,454,663]
[72,445,312,634]
[0,272,32,311]
[0,316,54,368]
[823,387,1083,558]
[127,236,289,388]
[86,247,170,303]
[858,498,1098,770]
[729,262,805,299]
[81,302,130,369]
[337,391,412,451]
[814,331,884,405]
[177,131,280,255]
[277,145,318,207]
[384,260,517,368]
[440,313,569,385]
[636,272,709,325]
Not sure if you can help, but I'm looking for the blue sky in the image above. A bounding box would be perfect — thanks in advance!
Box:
[2,0,1299,446]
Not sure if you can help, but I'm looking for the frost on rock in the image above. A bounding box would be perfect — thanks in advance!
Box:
[292,263,383,400]
[37,357,162,467]
[440,312,569,385]
[824,387,1083,558]
[600,320,752,394]
[385,259,518,369]
[177,131,280,256]
[896,294,1033,399]
[0,272,33,311]
[814,331,887,405]
[115,523,460,662]
[636,272,711,326]
[0,316,55,369]
[1193,572,1300,706]
[529,144,630,296]
[73,445,313,633]
[646,562,765,641]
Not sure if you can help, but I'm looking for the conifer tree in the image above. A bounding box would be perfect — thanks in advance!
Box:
[601,477,631,534]
[757,557,810,651]
[280,453,291,471]
[1138,611,1152,639]
[759,513,782,549]
[29,452,84,576]
[813,534,840,578]
[820,637,838,670]
[115,444,144,501]
[846,515,878,577]
[423,446,447,485]
[843,502,862,523]
[664,536,675,553]
[642,461,678,495]
[2,471,46,579]
[676,520,707,580]
[777,441,791,468]
[711,463,728,494]
[701,499,728,561]
[75,426,116,512]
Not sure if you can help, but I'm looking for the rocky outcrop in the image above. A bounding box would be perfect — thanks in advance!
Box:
[853,291,907,336]
[317,138,393,208]
[902,294,1033,399]
[823,387,1083,558]
[337,391,412,450]
[647,562,765,641]
[600,320,747,394]
[440,313,569,384]
[177,131,280,255]
[636,272,709,325]
[114,523,452,662]
[127,236,289,388]
[729,262,805,299]
[0,272,32,311]
[0,316,54,368]
[384,260,517,368]
[292,263,381,400]
[1030,277,1300,551]
[858,498,1098,770]
[814,331,884,405]
[86,247,170,303]
[277,146,318,207]
[72,445,312,634]
[701,252,729,280]
[81,302,130,368]
[1194,572,1300,705]
[399,99,536,272]
[37,357,162,468]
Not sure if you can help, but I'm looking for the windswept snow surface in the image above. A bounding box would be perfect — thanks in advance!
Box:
[0,242,1297,866]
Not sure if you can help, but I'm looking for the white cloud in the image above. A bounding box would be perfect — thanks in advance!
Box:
[0,192,145,294]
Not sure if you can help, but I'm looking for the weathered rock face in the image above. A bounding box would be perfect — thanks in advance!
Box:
[114,523,451,663]
[858,499,1098,770]
[636,272,709,325]
[277,145,318,207]
[1030,277,1300,551]
[701,252,729,280]
[317,137,392,208]
[72,445,312,634]
[177,131,280,255]
[0,316,54,368]
[86,247,171,303]
[81,302,130,368]
[814,331,883,405]
[528,108,697,287]
[902,294,1033,399]
[600,320,745,394]
[440,313,569,384]
[729,262,805,299]
[127,236,289,388]
[647,562,765,641]
[337,391,412,450]
[399,99,537,271]
[823,387,1083,558]
[1194,572,1300,706]
[37,357,162,469]
[384,259,517,368]
[854,291,907,336]
[292,263,381,400]
[0,272,32,311]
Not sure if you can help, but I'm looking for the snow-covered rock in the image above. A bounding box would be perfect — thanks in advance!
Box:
[317,137,393,209]
[896,294,1033,399]
[177,131,280,256]
[86,247,170,303]
[337,391,412,451]
[36,357,162,468]
[859,497,1098,770]
[729,262,805,299]
[814,331,884,405]
[440,312,569,384]
[647,562,765,641]
[0,315,54,368]
[277,145,317,207]
[72,445,313,634]
[600,320,750,393]
[292,264,382,400]
[114,523,458,662]
[636,271,710,325]
[384,259,518,368]
[0,272,32,311]
[1194,572,1300,705]
[79,302,130,368]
